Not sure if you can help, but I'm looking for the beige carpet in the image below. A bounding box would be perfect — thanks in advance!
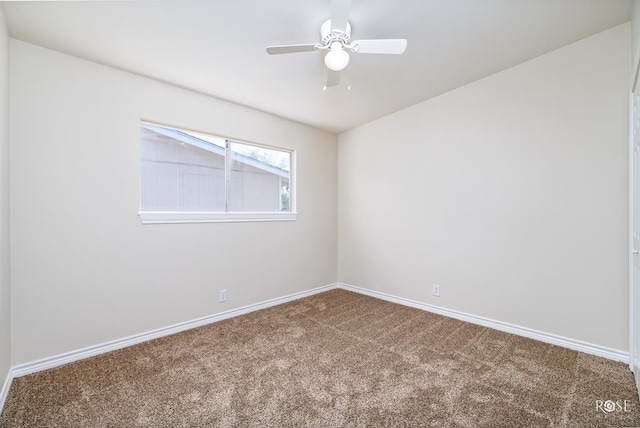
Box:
[1,289,639,427]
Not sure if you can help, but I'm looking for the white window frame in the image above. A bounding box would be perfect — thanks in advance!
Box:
[138,121,297,224]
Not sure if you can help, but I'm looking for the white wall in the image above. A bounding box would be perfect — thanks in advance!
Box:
[10,40,337,365]
[633,1,640,86]
[338,23,630,352]
[0,6,11,399]
[631,0,640,388]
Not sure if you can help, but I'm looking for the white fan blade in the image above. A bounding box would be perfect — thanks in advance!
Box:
[266,44,318,55]
[354,39,407,54]
[331,0,351,33]
[325,69,340,88]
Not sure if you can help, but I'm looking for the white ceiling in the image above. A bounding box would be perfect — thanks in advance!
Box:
[1,0,633,134]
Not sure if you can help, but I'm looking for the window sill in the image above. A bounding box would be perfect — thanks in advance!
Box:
[139,211,297,224]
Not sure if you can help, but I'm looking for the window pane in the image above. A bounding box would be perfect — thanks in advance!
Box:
[140,122,294,220]
[228,142,291,212]
[141,124,226,211]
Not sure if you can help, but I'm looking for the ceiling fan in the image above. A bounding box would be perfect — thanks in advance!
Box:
[266,0,407,89]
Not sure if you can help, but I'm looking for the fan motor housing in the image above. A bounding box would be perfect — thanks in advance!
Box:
[321,19,351,46]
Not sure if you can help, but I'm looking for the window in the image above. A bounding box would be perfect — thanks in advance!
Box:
[139,122,295,223]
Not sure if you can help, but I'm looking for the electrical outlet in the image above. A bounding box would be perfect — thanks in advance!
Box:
[432,284,440,297]
[219,289,227,302]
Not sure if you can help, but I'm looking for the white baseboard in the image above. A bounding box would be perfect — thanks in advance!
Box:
[3,279,629,414]
[338,283,629,364]
[0,367,14,416]
[10,283,339,379]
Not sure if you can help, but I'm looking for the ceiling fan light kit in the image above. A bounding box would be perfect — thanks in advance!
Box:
[325,42,350,71]
[266,0,407,89]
